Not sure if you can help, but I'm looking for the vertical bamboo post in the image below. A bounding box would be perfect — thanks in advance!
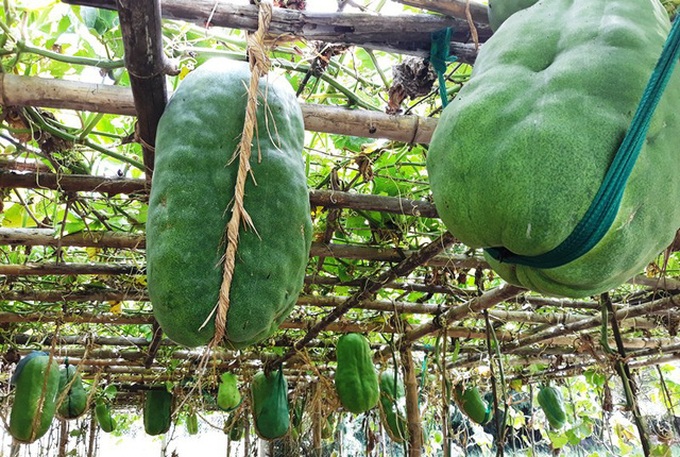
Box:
[59,419,69,457]
[87,406,97,457]
[244,416,251,457]
[401,344,423,456]
[313,383,322,456]
[10,439,20,457]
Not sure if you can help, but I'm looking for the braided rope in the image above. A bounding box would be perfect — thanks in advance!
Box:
[210,1,273,347]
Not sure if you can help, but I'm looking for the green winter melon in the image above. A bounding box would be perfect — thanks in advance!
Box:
[186,411,199,435]
[334,333,379,414]
[378,370,408,442]
[144,388,173,436]
[250,369,289,440]
[217,372,241,411]
[427,0,680,298]
[56,364,88,420]
[454,385,492,425]
[95,398,116,433]
[487,0,538,32]
[537,386,567,430]
[147,58,313,348]
[9,352,61,443]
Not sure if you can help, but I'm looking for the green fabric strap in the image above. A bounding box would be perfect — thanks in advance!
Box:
[430,28,458,107]
[486,17,680,269]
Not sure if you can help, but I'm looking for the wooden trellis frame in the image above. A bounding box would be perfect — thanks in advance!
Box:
[1,0,680,455]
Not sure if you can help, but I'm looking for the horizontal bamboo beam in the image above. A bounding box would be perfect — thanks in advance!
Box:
[0,310,509,340]
[488,308,658,330]
[0,74,438,144]
[504,294,680,352]
[0,170,438,217]
[61,0,490,61]
[398,283,526,346]
[393,0,489,23]
[0,228,485,271]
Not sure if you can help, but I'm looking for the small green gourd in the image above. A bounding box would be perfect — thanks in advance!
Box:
[217,372,241,411]
[95,398,116,433]
[334,333,379,414]
[454,386,492,425]
[378,370,408,443]
[250,368,289,440]
[56,364,88,420]
[144,388,173,436]
[537,386,567,430]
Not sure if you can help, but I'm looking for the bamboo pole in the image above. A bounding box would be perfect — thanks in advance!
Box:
[116,0,168,178]
[504,294,680,352]
[61,0,489,61]
[270,232,457,366]
[392,0,489,23]
[0,74,438,144]
[0,170,438,216]
[401,345,423,456]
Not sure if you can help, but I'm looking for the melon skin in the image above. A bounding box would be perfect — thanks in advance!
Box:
[147,59,313,347]
[56,364,88,420]
[427,0,680,298]
[378,370,408,442]
[95,398,116,433]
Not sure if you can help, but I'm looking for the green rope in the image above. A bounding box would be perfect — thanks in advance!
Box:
[430,28,458,107]
[486,17,680,269]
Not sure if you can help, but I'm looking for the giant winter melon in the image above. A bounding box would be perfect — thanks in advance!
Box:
[147,59,313,347]
[427,0,680,298]
[9,352,60,443]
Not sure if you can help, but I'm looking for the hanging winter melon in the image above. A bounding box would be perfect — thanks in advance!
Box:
[9,352,60,443]
[56,364,88,420]
[250,368,289,440]
[144,388,173,436]
[427,0,680,298]
[334,333,379,414]
[378,370,408,442]
[147,59,313,347]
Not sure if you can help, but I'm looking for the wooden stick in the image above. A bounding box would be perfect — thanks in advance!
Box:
[504,294,680,352]
[401,345,423,456]
[0,170,438,216]
[116,0,169,178]
[0,73,438,143]
[61,0,490,61]
[392,0,489,23]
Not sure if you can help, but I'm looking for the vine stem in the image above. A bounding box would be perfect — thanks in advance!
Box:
[601,293,651,457]
[484,310,507,457]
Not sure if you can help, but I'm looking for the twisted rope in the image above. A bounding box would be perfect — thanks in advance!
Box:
[210,1,273,347]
